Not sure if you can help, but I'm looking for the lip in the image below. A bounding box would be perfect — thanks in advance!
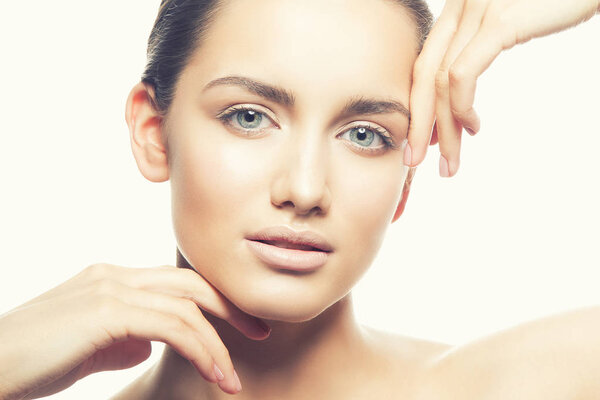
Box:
[245,226,333,272]
[245,225,334,252]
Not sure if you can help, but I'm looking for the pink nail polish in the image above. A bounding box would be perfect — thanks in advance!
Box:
[439,155,450,177]
[213,363,225,381]
[233,369,242,392]
[403,142,412,166]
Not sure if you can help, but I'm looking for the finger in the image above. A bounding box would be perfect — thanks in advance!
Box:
[436,0,490,176]
[434,68,462,177]
[449,21,507,134]
[96,298,220,386]
[405,0,465,167]
[104,279,242,394]
[429,121,439,146]
[107,264,271,340]
[444,0,490,134]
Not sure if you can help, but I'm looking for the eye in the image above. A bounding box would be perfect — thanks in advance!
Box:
[337,124,397,155]
[216,105,398,154]
[216,105,277,133]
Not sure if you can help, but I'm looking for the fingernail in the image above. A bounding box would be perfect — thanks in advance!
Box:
[233,369,242,392]
[465,126,476,136]
[403,142,412,166]
[439,155,450,177]
[213,363,225,381]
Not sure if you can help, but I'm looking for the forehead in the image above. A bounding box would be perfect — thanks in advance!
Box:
[184,0,418,109]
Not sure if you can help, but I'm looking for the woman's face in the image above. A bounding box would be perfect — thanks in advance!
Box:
[163,0,418,322]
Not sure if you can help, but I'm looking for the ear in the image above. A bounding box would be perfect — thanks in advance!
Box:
[391,166,417,223]
[125,81,169,182]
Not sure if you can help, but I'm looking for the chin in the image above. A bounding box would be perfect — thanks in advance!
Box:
[224,282,338,323]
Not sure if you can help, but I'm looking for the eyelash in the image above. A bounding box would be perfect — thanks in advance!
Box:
[216,105,398,155]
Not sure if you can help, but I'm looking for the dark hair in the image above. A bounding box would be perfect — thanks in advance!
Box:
[141,0,434,117]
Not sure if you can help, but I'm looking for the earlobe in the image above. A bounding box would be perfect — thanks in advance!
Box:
[125,81,170,182]
[391,167,417,223]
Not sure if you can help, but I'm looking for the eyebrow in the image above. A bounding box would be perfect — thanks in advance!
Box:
[202,75,410,121]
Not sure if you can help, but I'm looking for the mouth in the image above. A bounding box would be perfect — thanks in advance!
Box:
[245,225,334,253]
[245,239,330,272]
[254,240,322,252]
[244,226,333,272]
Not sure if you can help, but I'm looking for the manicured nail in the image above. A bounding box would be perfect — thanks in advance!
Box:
[213,363,225,381]
[403,142,412,166]
[439,155,450,177]
[233,369,242,392]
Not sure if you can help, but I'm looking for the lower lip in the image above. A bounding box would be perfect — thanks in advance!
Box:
[244,239,330,272]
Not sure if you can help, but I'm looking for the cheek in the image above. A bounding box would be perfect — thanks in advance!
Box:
[332,153,405,271]
[168,124,258,275]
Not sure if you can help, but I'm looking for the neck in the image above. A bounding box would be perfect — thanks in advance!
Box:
[145,249,372,399]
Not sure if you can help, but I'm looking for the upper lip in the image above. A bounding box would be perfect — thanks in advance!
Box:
[246,225,334,252]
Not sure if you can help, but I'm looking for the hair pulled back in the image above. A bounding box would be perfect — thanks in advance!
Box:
[141,0,434,116]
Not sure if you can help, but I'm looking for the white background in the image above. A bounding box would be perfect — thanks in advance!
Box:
[0,1,599,398]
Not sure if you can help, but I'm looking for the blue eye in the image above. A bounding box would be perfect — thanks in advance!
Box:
[235,109,262,130]
[216,105,397,154]
[217,106,275,132]
[339,125,397,154]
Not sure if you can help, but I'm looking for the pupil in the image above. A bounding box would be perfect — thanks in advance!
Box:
[244,111,255,122]
[357,128,366,141]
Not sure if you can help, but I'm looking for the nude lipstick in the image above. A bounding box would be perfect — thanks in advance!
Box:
[245,226,333,272]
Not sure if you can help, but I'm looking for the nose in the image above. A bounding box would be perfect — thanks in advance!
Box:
[270,129,332,217]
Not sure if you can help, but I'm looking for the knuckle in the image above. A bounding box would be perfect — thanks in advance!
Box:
[215,345,231,361]
[449,107,467,121]
[166,314,188,332]
[447,63,467,85]
[484,9,517,49]
[181,299,201,317]
[469,0,488,9]
[179,267,199,280]
[434,69,450,93]
[412,57,426,80]
[85,263,112,280]
[95,295,119,319]
[486,5,506,27]
[190,344,211,367]
[450,106,473,122]
[92,278,118,297]
[197,342,211,358]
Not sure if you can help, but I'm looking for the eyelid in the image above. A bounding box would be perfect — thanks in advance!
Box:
[341,121,391,139]
[216,103,280,127]
[341,121,399,149]
[216,104,398,150]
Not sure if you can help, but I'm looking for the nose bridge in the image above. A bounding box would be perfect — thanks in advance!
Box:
[271,124,331,216]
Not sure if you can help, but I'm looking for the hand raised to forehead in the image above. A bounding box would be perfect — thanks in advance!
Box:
[404,0,600,177]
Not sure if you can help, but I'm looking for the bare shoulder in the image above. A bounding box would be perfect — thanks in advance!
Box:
[400,307,600,400]
[357,325,455,399]
[360,324,452,368]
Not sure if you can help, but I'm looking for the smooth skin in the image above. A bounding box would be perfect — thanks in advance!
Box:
[120,1,421,398]
[0,1,599,400]
[0,263,270,399]
[413,305,600,400]
[405,0,600,177]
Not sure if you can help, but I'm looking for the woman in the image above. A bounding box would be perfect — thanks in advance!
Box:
[0,0,598,399]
